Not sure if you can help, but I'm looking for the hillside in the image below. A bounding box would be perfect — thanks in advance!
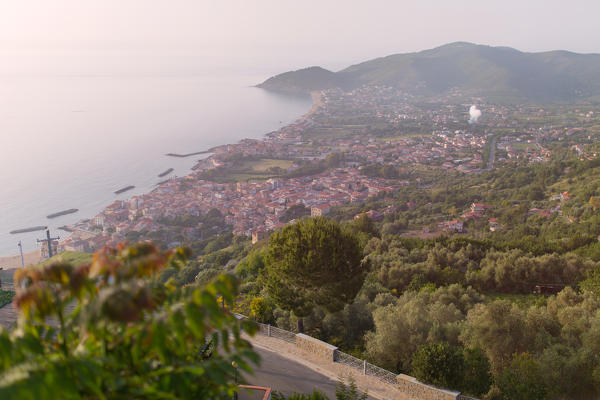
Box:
[256,66,340,94]
[35,251,92,268]
[258,42,600,103]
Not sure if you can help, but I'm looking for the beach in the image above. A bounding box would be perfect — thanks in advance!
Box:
[308,91,324,116]
[0,250,42,270]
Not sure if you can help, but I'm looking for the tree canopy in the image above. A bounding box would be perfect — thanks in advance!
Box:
[263,217,367,331]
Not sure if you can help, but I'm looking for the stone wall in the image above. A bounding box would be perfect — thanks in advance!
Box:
[295,333,338,362]
[397,374,460,400]
[242,314,475,400]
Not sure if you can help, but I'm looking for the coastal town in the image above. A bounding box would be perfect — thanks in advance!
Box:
[43,85,600,256]
[4,5,600,397]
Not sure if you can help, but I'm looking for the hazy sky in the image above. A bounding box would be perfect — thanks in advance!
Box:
[1,0,599,76]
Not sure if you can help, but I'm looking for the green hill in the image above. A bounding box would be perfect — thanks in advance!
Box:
[258,42,600,103]
[35,251,92,268]
[256,66,340,94]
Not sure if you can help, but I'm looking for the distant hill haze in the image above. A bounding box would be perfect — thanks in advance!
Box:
[257,42,600,103]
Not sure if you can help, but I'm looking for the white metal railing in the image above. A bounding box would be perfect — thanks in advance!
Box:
[336,350,364,370]
[335,350,397,385]
[267,324,296,344]
[236,314,296,344]
[363,358,398,385]
[240,314,398,386]
[234,313,478,400]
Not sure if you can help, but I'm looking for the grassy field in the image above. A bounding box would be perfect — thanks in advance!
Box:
[225,174,270,183]
[0,290,15,308]
[242,158,294,172]
[35,251,93,268]
[0,269,15,291]
[200,158,294,183]
[510,142,538,151]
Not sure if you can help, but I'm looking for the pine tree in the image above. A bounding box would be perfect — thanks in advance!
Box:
[264,217,367,332]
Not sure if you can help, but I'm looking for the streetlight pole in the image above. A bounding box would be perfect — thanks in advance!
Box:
[18,241,24,268]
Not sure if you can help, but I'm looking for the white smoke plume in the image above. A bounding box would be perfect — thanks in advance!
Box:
[468,105,482,124]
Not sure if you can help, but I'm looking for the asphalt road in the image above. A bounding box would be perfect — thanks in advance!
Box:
[242,346,339,398]
[486,136,497,170]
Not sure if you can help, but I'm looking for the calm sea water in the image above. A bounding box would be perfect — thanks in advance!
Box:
[0,73,312,256]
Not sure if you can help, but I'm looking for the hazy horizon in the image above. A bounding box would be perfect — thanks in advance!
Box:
[1,0,600,256]
[1,0,599,78]
[0,72,312,257]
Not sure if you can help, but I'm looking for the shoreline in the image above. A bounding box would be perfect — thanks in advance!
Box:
[307,91,324,118]
[1,90,320,260]
[0,249,42,270]
[196,90,320,167]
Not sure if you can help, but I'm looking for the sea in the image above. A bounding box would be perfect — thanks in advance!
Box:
[0,72,312,257]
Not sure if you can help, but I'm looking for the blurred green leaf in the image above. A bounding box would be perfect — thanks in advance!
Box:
[0,244,258,399]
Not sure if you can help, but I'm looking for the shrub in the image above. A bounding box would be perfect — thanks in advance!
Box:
[0,243,259,399]
[411,342,465,389]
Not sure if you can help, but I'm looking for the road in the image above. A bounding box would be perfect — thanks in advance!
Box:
[243,346,339,398]
[242,346,378,399]
[486,136,497,170]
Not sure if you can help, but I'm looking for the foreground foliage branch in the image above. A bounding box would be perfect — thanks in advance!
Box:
[0,242,259,399]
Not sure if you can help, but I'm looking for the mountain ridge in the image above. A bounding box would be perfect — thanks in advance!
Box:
[257,42,600,103]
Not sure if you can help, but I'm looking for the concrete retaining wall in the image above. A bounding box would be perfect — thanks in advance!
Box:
[295,333,338,362]
[397,374,460,400]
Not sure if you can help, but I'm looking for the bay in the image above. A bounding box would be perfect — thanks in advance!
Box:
[0,73,312,256]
